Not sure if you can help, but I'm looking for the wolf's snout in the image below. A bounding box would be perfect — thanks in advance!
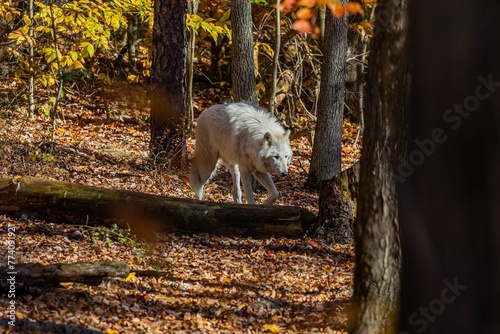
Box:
[281,171,288,177]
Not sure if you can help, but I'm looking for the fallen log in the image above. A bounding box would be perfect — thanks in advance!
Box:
[0,261,130,289]
[0,176,315,238]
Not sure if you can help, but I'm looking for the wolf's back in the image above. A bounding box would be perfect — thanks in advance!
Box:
[199,102,285,140]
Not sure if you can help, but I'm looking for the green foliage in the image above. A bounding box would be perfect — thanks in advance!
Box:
[29,152,54,163]
[0,1,21,22]
[187,11,231,44]
[81,223,153,262]
[250,0,273,6]
[6,0,154,92]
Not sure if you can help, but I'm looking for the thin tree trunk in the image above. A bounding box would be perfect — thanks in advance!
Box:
[126,13,139,75]
[306,7,348,190]
[49,3,64,153]
[230,0,258,103]
[186,0,199,134]
[28,0,35,118]
[269,3,281,114]
[349,0,409,333]
[150,0,187,167]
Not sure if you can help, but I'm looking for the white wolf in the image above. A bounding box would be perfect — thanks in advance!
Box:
[190,102,293,205]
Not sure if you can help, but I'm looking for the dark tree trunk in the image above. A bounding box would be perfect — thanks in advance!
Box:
[308,5,352,245]
[150,0,187,167]
[312,160,359,245]
[306,7,348,190]
[349,0,410,333]
[399,1,500,333]
[230,0,258,103]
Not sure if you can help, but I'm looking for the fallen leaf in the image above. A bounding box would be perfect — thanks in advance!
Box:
[264,323,281,333]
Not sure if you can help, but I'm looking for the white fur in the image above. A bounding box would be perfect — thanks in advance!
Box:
[190,102,293,205]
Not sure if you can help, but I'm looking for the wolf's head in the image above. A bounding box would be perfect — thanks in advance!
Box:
[261,130,293,176]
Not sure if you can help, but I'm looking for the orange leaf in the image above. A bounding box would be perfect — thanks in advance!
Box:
[296,7,314,20]
[280,0,298,13]
[298,0,316,8]
[346,2,364,15]
[316,0,329,7]
[329,3,346,18]
[292,19,313,34]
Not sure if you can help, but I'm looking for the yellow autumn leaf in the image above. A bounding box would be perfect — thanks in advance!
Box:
[60,282,73,288]
[104,330,120,334]
[127,74,138,83]
[264,323,280,333]
[15,311,24,319]
[125,272,136,282]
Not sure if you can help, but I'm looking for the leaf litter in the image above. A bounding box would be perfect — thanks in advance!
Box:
[0,81,360,333]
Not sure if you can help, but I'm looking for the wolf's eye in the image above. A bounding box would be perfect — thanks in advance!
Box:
[274,155,279,160]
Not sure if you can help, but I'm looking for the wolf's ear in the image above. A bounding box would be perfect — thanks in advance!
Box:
[284,130,291,138]
[264,132,273,145]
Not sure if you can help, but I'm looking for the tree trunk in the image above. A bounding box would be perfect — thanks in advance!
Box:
[306,7,348,190]
[314,178,353,245]
[126,13,139,75]
[268,1,281,114]
[399,1,500,333]
[230,0,258,103]
[186,0,199,134]
[150,0,187,167]
[0,176,314,239]
[307,6,351,245]
[349,0,409,333]
[28,0,35,118]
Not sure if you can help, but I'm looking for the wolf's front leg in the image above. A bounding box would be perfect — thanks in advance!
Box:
[254,171,279,205]
[240,170,256,204]
[228,164,242,204]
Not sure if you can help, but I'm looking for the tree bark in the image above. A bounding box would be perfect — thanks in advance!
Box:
[399,1,500,333]
[186,0,199,134]
[349,0,409,333]
[312,160,359,245]
[126,13,139,74]
[150,0,187,167]
[230,0,258,103]
[0,261,130,289]
[306,7,348,190]
[314,177,354,245]
[0,176,314,239]
[306,5,351,246]
[268,0,281,114]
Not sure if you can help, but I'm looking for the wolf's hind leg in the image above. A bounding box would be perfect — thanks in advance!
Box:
[190,148,218,200]
[228,164,242,203]
[254,171,279,205]
[241,170,256,204]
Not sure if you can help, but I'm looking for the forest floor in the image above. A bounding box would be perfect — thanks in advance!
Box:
[0,80,361,333]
